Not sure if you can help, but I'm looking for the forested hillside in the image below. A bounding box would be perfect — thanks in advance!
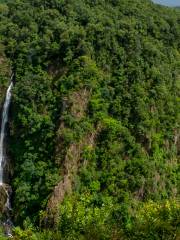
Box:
[0,0,179,239]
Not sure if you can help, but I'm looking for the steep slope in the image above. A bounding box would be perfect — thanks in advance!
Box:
[0,0,179,239]
[0,43,10,105]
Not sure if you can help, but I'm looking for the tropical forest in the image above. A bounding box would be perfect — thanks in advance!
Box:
[0,0,179,239]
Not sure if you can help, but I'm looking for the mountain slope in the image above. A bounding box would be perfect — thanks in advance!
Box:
[0,0,179,239]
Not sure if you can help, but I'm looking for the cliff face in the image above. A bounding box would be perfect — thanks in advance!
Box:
[0,185,7,214]
[46,89,101,226]
[0,45,11,219]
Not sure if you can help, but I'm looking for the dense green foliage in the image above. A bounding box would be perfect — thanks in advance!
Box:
[0,43,10,103]
[0,0,179,239]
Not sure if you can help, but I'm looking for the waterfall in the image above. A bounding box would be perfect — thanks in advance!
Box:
[0,80,13,185]
[0,77,13,238]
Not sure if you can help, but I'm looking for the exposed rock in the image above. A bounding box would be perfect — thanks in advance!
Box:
[0,184,8,213]
[3,156,13,184]
[46,130,99,228]
[44,88,100,227]
[69,88,90,120]
[0,184,12,214]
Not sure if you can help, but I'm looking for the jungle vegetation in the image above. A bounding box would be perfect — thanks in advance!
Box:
[0,0,179,239]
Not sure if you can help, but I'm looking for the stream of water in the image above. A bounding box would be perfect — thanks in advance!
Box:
[0,78,13,237]
[0,81,13,185]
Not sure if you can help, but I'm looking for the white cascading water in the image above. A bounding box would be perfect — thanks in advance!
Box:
[0,79,13,238]
[0,81,13,185]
